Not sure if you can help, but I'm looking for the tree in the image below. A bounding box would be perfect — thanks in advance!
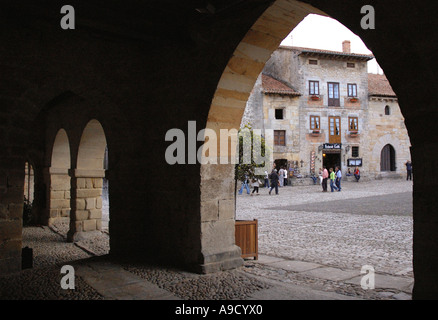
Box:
[234,124,271,182]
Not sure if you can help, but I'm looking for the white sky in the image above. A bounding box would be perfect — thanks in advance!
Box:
[280,14,383,74]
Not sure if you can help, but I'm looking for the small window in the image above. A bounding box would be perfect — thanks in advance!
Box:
[309,59,318,65]
[347,62,355,68]
[385,105,391,115]
[347,84,357,97]
[309,81,319,95]
[275,109,284,120]
[274,130,286,146]
[352,146,359,157]
[310,115,320,130]
[349,116,358,131]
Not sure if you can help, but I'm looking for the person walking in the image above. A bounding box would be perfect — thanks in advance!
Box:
[238,174,250,195]
[264,170,270,188]
[335,166,342,191]
[322,166,329,192]
[405,160,413,181]
[250,178,260,196]
[354,167,360,182]
[283,167,288,186]
[278,167,284,187]
[329,168,338,192]
[269,169,279,195]
[318,168,323,185]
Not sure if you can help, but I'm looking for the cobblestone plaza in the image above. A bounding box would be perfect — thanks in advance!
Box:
[0,178,413,300]
[236,178,413,277]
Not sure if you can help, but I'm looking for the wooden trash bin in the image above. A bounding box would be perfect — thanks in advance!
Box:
[235,219,258,260]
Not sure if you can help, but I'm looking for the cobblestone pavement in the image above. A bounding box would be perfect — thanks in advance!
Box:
[236,179,413,290]
[0,179,413,300]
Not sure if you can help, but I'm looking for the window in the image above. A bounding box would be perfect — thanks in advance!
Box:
[328,82,340,107]
[347,62,355,68]
[348,117,358,131]
[275,109,284,120]
[347,84,357,97]
[309,59,318,65]
[385,105,391,115]
[352,146,359,157]
[309,81,319,95]
[310,115,320,130]
[274,130,286,146]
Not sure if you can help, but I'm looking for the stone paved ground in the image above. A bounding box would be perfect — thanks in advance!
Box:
[0,178,413,300]
[236,178,413,277]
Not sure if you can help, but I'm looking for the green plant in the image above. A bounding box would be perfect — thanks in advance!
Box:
[234,124,271,182]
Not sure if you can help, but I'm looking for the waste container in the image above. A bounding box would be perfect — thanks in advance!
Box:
[22,246,33,269]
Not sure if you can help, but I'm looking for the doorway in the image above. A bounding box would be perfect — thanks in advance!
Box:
[323,152,340,171]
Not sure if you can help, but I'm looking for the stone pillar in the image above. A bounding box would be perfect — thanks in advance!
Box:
[67,169,104,242]
[199,161,243,273]
[412,142,438,299]
[0,163,24,274]
[45,167,71,226]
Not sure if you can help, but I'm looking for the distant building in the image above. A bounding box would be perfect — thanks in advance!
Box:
[242,41,411,181]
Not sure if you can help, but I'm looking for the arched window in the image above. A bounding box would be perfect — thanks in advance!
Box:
[384,105,391,115]
[380,144,396,171]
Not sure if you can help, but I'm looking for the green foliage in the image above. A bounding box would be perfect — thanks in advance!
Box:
[234,124,271,181]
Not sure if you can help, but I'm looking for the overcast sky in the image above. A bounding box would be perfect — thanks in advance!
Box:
[280,14,383,74]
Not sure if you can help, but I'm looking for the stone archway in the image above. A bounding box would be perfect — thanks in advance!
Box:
[197,0,430,299]
[199,0,322,273]
[45,129,71,226]
[67,119,107,242]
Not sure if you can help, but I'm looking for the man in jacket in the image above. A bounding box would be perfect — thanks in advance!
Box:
[335,166,342,191]
[269,169,279,195]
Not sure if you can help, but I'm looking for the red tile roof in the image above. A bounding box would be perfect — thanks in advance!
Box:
[262,74,300,96]
[368,73,397,97]
[279,45,374,61]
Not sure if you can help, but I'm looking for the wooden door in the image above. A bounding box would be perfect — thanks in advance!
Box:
[380,144,396,171]
[329,116,341,143]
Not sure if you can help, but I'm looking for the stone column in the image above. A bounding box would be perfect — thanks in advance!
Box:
[67,169,104,242]
[0,163,24,274]
[199,162,243,272]
[412,142,438,299]
[45,167,71,226]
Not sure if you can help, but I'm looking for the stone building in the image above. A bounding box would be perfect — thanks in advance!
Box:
[242,41,411,181]
[1,1,437,299]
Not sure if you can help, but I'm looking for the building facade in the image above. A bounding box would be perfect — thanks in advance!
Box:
[242,41,411,181]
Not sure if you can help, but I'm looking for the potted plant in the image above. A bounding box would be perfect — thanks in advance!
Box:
[349,97,358,102]
[310,95,320,101]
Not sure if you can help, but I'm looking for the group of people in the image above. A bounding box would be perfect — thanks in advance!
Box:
[239,160,413,197]
[319,166,339,192]
[238,164,288,196]
[318,166,356,192]
[346,167,361,182]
